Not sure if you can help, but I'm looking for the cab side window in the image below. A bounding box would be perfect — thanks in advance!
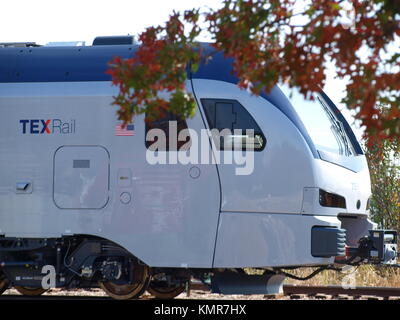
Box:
[201,99,266,151]
[145,112,191,151]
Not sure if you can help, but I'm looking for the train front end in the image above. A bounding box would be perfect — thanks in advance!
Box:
[279,85,398,267]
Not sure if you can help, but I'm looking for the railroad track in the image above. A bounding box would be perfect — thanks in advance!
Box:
[281,284,400,300]
[189,282,400,300]
[0,283,400,300]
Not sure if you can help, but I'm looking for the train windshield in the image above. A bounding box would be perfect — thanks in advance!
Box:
[280,85,354,157]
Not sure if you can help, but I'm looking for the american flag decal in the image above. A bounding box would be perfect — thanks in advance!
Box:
[115,123,135,136]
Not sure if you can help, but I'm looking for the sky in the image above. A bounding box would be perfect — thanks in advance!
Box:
[0,0,363,140]
[0,0,220,45]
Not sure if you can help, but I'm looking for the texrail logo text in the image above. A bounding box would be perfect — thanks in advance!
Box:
[20,119,76,134]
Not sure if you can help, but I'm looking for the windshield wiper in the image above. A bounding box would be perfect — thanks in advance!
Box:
[335,120,352,156]
[330,124,344,155]
[318,96,352,156]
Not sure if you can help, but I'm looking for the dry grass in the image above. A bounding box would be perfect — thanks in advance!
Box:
[283,265,400,287]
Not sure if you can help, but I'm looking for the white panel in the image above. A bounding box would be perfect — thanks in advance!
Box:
[0,88,118,236]
[0,81,221,266]
[0,79,372,269]
[313,159,371,214]
[214,212,340,268]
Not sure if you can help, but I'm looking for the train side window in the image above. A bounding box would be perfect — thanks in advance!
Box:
[145,111,191,151]
[200,99,266,151]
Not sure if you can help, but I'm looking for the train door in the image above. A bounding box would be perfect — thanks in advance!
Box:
[192,79,309,214]
[117,83,221,268]
[192,79,273,214]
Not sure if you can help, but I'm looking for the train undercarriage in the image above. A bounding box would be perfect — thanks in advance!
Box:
[0,236,194,299]
[0,232,397,300]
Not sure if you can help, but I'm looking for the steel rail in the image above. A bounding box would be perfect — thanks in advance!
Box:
[0,283,399,300]
[282,284,400,298]
[190,281,400,298]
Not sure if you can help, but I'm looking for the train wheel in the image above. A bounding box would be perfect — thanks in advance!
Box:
[14,286,47,296]
[147,282,185,299]
[99,261,150,300]
[0,270,9,295]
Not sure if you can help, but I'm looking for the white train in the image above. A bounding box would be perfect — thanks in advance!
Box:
[0,37,397,299]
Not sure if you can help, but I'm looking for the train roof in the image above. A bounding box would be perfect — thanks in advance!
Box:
[0,42,251,85]
[0,42,362,157]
